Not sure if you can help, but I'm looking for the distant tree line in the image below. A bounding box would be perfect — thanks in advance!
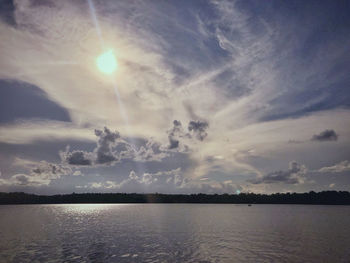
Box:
[0,191,350,205]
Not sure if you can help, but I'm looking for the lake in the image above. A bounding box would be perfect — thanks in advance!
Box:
[0,204,349,262]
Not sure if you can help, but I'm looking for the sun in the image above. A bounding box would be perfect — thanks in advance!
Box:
[96,50,117,74]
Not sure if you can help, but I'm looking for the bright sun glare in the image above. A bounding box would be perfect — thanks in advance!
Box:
[97,50,117,74]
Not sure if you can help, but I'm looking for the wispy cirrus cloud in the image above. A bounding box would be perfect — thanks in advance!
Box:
[0,0,349,194]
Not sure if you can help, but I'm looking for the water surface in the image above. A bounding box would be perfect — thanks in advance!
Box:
[0,204,349,262]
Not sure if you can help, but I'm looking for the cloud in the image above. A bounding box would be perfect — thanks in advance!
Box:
[118,170,159,190]
[73,170,82,176]
[0,79,71,123]
[167,119,209,150]
[167,120,184,149]
[0,157,77,186]
[0,0,16,26]
[77,168,243,194]
[0,173,51,186]
[135,139,169,162]
[116,169,188,192]
[78,168,185,192]
[287,139,303,144]
[188,120,209,141]
[94,127,121,164]
[61,126,172,166]
[14,157,72,178]
[60,127,124,166]
[249,161,307,185]
[61,149,93,165]
[311,129,338,142]
[1,0,350,194]
[318,160,350,173]
[31,162,71,179]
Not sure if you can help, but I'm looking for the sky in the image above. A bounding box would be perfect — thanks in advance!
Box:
[0,0,349,195]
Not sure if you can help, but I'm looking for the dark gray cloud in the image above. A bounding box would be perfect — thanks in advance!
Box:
[169,137,179,149]
[249,161,307,185]
[61,127,171,166]
[167,119,209,149]
[311,129,338,142]
[168,120,183,149]
[188,120,209,141]
[30,161,71,179]
[0,0,16,26]
[94,127,120,164]
[59,127,121,166]
[62,150,92,166]
[0,79,71,123]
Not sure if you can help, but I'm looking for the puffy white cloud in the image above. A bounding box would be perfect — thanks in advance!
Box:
[134,139,169,162]
[78,168,243,194]
[60,126,171,166]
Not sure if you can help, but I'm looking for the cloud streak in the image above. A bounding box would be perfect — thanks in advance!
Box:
[249,162,307,185]
[318,161,350,173]
[311,129,338,142]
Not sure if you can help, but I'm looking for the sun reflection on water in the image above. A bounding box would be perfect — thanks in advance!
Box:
[58,203,129,215]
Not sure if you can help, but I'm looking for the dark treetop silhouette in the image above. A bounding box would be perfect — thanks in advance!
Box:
[1,191,349,205]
